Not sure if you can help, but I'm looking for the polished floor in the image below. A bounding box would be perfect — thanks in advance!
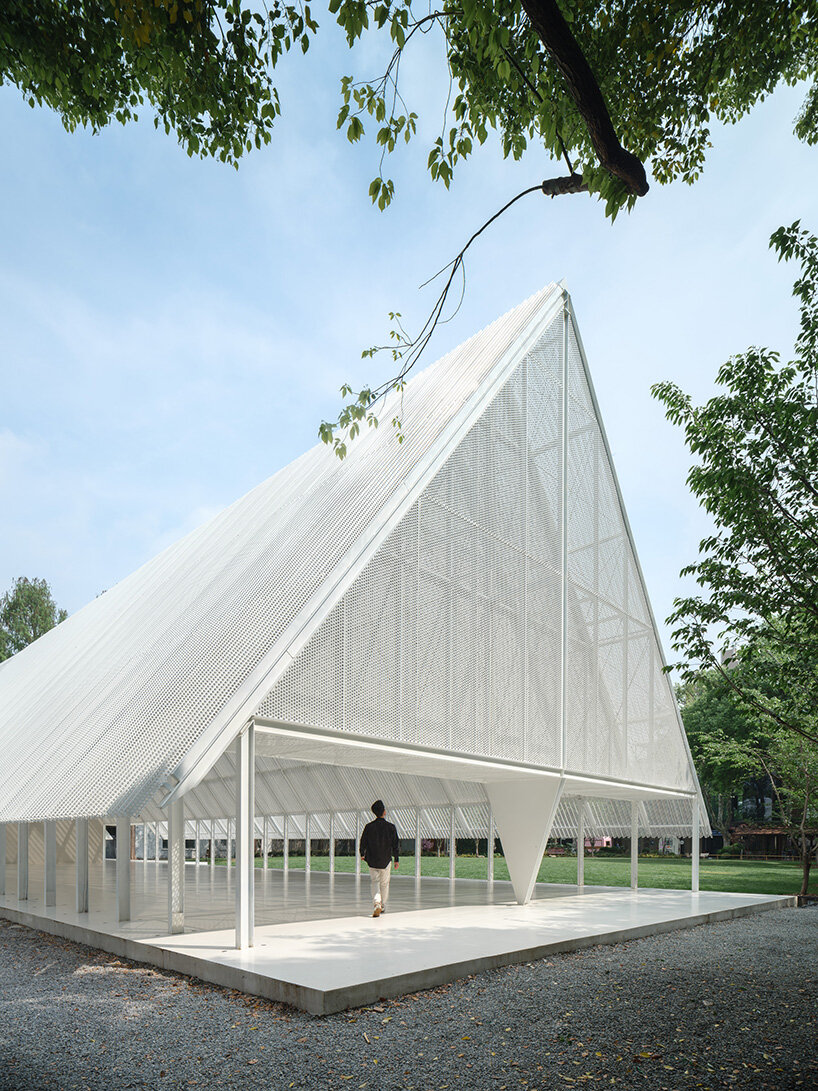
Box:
[0,860,794,1014]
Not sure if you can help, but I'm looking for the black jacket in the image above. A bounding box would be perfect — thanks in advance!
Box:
[360,816,399,869]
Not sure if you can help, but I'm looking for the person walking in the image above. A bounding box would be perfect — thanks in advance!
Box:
[360,800,399,917]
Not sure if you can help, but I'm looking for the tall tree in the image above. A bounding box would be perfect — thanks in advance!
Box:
[653,222,818,748]
[678,652,818,896]
[0,576,68,661]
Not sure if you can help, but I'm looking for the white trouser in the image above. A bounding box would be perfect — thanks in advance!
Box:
[369,863,392,909]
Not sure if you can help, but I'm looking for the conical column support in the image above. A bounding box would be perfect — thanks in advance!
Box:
[486,776,564,905]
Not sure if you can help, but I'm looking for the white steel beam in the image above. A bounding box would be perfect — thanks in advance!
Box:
[116,817,131,922]
[44,820,57,907]
[577,799,586,893]
[235,723,255,950]
[630,801,639,891]
[168,799,185,934]
[17,822,28,900]
[76,817,89,913]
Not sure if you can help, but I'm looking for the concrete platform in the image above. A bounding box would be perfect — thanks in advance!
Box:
[0,862,794,1015]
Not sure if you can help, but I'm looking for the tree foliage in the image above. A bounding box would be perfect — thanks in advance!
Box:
[679,652,818,895]
[4,2,817,202]
[653,222,818,747]
[0,576,68,661]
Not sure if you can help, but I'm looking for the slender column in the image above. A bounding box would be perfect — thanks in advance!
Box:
[168,799,185,934]
[44,820,57,907]
[194,820,200,865]
[154,821,159,861]
[329,814,336,875]
[487,809,495,883]
[116,817,131,922]
[354,813,361,878]
[630,801,639,891]
[691,798,700,893]
[226,818,232,868]
[210,820,215,868]
[414,809,422,880]
[76,818,89,913]
[235,723,255,949]
[577,800,586,893]
[0,823,6,897]
[17,822,29,900]
[143,823,148,863]
[263,816,268,871]
[283,814,290,872]
[559,302,569,771]
[305,814,311,874]
[449,808,456,882]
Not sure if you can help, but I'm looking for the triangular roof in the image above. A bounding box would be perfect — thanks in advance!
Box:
[1,284,586,822]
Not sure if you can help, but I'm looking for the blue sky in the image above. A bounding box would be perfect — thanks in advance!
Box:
[1,30,817,659]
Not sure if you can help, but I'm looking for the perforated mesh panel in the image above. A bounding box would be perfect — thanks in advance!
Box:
[258,311,696,802]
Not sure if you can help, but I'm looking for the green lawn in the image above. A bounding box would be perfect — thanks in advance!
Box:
[212,853,813,895]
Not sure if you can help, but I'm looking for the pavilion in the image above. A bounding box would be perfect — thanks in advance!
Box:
[0,283,711,957]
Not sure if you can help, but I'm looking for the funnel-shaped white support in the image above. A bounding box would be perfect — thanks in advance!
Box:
[487,776,564,904]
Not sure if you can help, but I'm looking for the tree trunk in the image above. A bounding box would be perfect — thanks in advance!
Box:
[518,0,648,195]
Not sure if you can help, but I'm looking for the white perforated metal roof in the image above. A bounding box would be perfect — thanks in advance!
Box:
[0,284,580,823]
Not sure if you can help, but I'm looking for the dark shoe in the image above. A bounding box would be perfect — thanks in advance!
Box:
[372,906,382,917]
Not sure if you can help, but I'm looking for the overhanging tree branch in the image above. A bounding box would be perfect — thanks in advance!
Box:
[519,0,649,196]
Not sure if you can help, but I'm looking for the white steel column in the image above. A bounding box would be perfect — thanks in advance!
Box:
[210,820,215,868]
[263,816,268,871]
[354,813,361,878]
[414,809,422,880]
[226,818,232,868]
[143,823,148,863]
[692,799,700,893]
[329,814,336,875]
[116,817,131,922]
[235,723,255,950]
[194,820,200,865]
[305,814,311,874]
[44,820,57,907]
[17,822,29,900]
[283,815,290,872]
[577,800,586,893]
[0,823,5,897]
[630,801,639,891]
[559,301,569,771]
[168,799,185,934]
[448,808,456,881]
[154,821,159,861]
[487,809,495,883]
[76,817,89,913]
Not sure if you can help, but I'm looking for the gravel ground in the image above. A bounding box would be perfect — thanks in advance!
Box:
[1,907,815,1091]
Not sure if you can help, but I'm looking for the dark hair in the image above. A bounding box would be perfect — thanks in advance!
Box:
[371,799,385,817]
